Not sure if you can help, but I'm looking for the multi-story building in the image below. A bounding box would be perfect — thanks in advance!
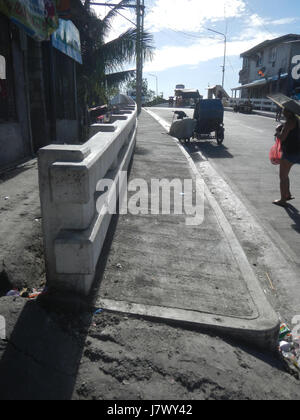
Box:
[233,34,300,99]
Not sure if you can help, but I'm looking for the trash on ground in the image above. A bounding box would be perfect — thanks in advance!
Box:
[94,309,103,315]
[279,323,291,340]
[278,322,300,378]
[6,289,20,297]
[4,287,46,300]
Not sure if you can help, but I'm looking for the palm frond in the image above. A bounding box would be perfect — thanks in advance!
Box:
[76,1,155,105]
[103,0,133,28]
[105,69,136,87]
[101,28,154,72]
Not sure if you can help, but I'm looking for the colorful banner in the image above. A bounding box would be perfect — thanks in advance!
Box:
[52,19,82,64]
[0,0,58,41]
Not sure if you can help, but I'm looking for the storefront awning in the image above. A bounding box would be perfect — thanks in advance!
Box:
[232,73,288,91]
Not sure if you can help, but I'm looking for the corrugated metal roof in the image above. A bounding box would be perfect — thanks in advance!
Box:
[241,34,300,57]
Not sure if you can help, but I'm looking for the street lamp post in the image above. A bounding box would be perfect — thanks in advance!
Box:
[207,28,227,89]
[148,73,158,97]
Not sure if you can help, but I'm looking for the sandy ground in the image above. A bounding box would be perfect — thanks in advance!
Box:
[0,160,45,296]
[0,160,299,401]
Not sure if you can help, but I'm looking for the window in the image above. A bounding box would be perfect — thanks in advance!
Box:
[0,14,16,122]
[256,52,263,67]
[0,55,5,79]
[269,47,277,63]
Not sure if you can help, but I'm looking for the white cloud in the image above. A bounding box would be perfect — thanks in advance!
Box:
[89,0,296,76]
[146,0,246,32]
[144,30,278,73]
[248,13,297,28]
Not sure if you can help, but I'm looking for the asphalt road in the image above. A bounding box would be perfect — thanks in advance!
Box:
[149,108,300,259]
[146,107,300,323]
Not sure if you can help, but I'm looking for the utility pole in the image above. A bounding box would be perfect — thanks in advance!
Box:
[89,1,145,111]
[136,0,143,114]
[148,73,158,97]
[207,28,227,89]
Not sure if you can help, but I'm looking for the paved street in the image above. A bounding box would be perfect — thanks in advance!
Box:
[150,108,300,261]
[0,109,300,400]
[146,107,300,324]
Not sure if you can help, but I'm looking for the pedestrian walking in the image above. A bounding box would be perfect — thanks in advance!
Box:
[273,108,300,207]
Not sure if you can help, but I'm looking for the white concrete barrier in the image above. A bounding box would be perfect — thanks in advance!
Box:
[38,102,137,296]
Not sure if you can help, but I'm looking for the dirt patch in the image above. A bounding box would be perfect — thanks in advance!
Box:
[0,160,46,295]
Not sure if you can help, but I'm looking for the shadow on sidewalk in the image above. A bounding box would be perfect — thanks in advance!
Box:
[0,298,93,400]
[0,159,37,183]
[0,157,134,401]
[187,141,234,160]
[285,204,300,233]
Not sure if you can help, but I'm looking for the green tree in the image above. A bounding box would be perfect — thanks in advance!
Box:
[125,77,155,102]
[75,0,154,105]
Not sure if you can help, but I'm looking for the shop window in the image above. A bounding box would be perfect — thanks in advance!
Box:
[0,15,16,122]
[0,55,5,79]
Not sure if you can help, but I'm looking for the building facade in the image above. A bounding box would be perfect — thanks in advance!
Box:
[0,0,86,171]
[233,34,300,99]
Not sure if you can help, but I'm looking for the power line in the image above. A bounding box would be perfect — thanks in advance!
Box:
[243,0,277,38]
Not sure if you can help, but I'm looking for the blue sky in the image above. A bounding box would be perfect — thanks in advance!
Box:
[93,0,300,98]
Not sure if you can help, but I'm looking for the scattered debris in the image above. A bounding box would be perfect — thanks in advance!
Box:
[279,323,291,340]
[6,289,20,297]
[94,309,103,315]
[3,287,47,300]
[266,272,276,291]
[278,322,300,379]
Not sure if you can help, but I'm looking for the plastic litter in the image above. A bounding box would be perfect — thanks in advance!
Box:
[278,322,300,377]
[279,323,291,340]
[4,287,46,300]
[28,289,42,299]
[94,309,103,315]
[6,289,20,297]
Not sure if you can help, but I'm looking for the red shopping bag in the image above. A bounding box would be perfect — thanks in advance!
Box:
[269,138,282,165]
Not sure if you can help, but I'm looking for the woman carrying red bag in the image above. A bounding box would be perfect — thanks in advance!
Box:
[273,108,300,207]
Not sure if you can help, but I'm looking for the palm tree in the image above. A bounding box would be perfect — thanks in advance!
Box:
[75,0,154,105]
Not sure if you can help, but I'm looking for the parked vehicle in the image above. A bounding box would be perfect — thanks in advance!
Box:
[233,101,253,114]
[193,99,225,145]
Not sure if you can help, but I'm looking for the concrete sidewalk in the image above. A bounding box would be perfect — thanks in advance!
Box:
[96,110,280,349]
